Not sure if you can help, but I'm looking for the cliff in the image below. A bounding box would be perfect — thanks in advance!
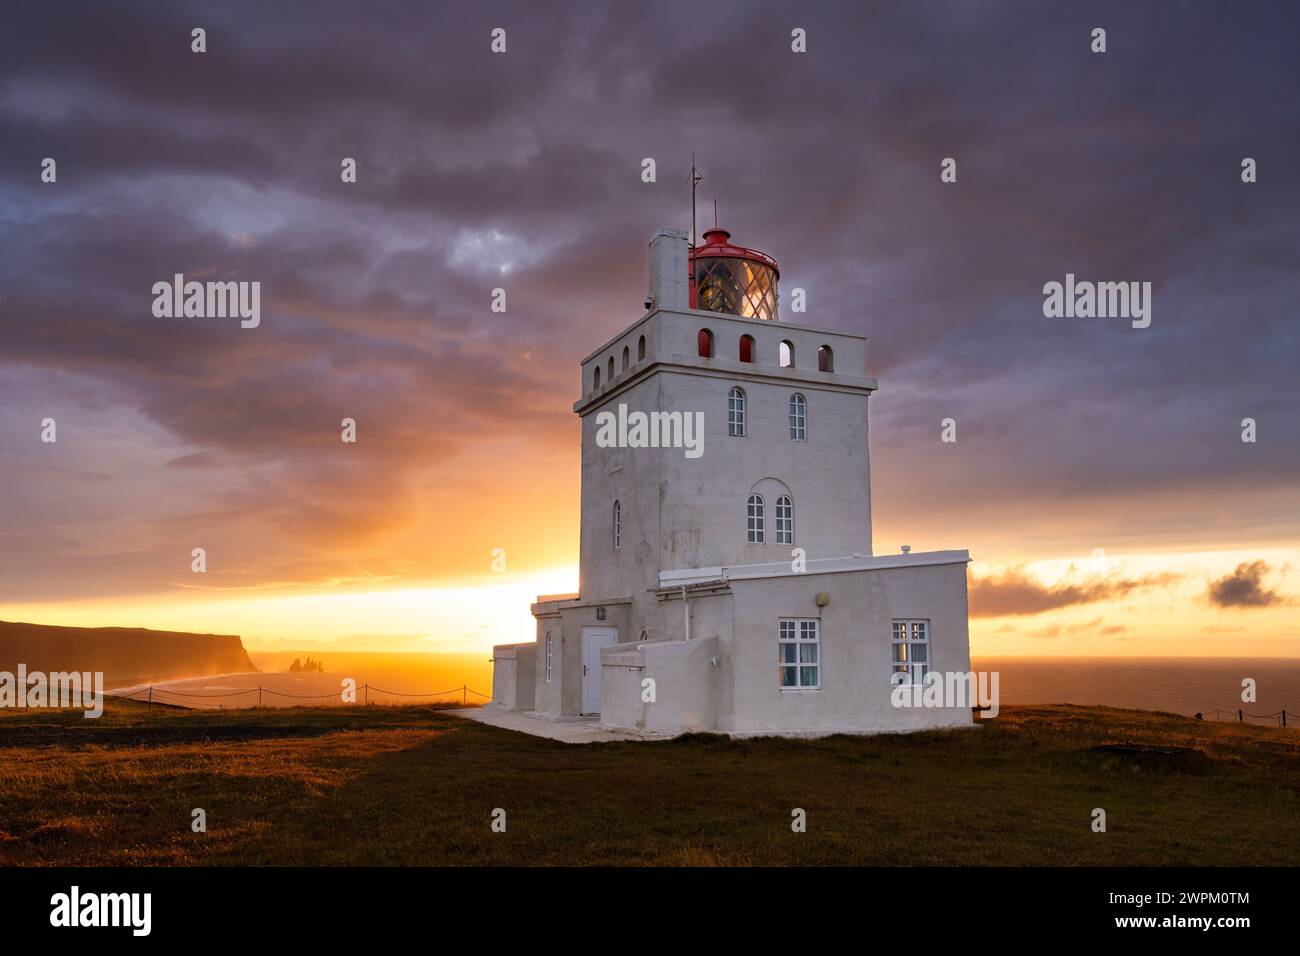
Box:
[0,620,257,687]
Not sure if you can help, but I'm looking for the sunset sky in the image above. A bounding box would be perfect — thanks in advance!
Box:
[2,2,1297,657]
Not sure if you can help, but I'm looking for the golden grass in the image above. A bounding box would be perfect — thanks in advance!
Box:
[1,700,1296,865]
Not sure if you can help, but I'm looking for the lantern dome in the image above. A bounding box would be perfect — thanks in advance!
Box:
[689,227,780,320]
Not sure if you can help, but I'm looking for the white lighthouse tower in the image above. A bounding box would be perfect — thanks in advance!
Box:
[490,224,973,737]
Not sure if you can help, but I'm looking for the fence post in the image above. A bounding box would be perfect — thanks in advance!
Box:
[1283,710,1287,728]
[258,685,262,708]
[463,684,467,706]
[1238,709,1243,722]
[365,683,369,706]
[148,686,152,707]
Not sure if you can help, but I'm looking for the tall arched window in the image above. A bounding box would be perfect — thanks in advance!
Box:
[698,328,714,358]
[622,346,630,371]
[779,340,795,368]
[637,335,646,361]
[608,356,615,380]
[776,495,794,544]
[728,386,746,437]
[788,393,807,441]
[594,366,601,389]
[817,345,834,373]
[747,494,765,544]
[613,500,621,549]
[739,334,755,363]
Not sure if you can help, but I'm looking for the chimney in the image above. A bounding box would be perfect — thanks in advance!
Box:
[647,228,689,311]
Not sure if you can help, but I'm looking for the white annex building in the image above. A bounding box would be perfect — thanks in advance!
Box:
[490,224,973,737]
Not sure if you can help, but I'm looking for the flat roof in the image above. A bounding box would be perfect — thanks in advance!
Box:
[658,550,971,587]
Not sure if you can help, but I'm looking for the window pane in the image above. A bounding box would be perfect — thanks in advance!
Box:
[780,666,798,687]
[800,666,818,687]
[799,643,818,663]
[780,644,798,663]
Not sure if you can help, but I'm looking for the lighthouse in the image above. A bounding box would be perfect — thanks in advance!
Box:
[490,222,974,737]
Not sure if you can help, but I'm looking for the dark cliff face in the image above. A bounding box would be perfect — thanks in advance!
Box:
[0,621,257,687]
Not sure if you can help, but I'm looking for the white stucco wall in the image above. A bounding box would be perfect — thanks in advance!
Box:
[720,560,973,735]
[600,635,720,735]
[641,635,719,734]
[529,598,632,719]
[489,642,536,712]
[576,307,877,623]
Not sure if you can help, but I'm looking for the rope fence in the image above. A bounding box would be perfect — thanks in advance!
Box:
[107,683,492,710]
[1199,707,1293,727]
[103,686,1296,727]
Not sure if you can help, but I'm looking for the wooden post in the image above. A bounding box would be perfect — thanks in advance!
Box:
[364,683,369,706]
[258,685,262,708]
[1282,709,1287,728]
[148,686,152,707]
[1238,709,1243,722]
[463,684,467,706]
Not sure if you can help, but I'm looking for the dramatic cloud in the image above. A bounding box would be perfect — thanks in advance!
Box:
[1035,618,1128,639]
[1205,561,1286,609]
[969,568,1179,618]
[2,1,1298,602]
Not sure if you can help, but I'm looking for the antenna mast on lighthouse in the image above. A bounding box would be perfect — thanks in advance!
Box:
[690,154,704,250]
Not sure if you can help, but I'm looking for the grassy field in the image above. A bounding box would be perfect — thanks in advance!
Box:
[1,699,1297,865]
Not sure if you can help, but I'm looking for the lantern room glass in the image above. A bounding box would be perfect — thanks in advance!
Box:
[693,256,778,320]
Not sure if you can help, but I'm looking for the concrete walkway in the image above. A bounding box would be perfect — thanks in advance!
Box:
[445,707,666,744]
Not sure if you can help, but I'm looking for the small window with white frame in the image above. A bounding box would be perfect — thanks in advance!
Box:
[775,495,793,544]
[545,631,554,683]
[779,618,820,688]
[891,620,930,685]
[788,393,806,441]
[728,386,746,437]
[746,493,765,543]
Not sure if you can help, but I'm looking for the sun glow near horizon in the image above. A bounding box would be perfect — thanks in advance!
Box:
[4,544,1297,659]
[1,565,581,655]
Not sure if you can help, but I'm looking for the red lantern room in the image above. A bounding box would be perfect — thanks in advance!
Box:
[689,227,780,321]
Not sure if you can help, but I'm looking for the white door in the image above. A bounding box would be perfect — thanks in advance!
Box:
[581,627,617,715]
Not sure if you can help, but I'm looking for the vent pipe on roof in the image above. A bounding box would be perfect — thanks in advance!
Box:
[682,585,691,642]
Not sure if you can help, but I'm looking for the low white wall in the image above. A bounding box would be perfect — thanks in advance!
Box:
[490,642,536,711]
[600,641,648,731]
[599,636,719,735]
[643,635,718,735]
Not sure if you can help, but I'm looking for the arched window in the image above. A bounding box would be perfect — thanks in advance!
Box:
[637,335,646,361]
[622,346,630,371]
[613,500,621,549]
[776,495,794,544]
[594,366,601,389]
[817,345,834,373]
[788,393,807,441]
[608,356,615,380]
[698,328,714,358]
[779,340,794,368]
[728,386,746,437]
[747,494,765,544]
[739,334,755,363]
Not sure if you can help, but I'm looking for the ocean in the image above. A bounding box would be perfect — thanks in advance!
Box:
[973,656,1300,722]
